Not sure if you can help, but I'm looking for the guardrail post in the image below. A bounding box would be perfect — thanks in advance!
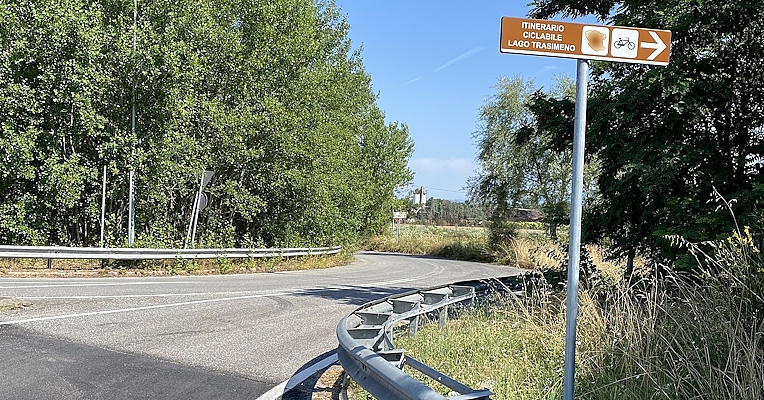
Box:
[408,315,419,337]
[439,305,448,329]
[47,258,52,269]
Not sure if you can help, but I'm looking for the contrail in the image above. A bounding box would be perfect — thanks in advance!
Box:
[402,46,484,86]
[402,76,423,86]
[432,46,484,73]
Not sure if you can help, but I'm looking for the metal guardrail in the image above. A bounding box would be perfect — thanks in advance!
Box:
[0,245,342,260]
[337,275,525,400]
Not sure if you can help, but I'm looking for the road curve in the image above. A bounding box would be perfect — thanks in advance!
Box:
[0,252,521,399]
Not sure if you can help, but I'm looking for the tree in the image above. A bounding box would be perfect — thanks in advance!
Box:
[529,0,764,265]
[416,198,486,226]
[469,75,595,239]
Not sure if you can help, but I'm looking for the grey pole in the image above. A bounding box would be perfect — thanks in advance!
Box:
[128,170,135,245]
[100,165,106,247]
[184,190,199,249]
[185,190,200,248]
[190,172,205,247]
[128,0,137,246]
[563,58,589,400]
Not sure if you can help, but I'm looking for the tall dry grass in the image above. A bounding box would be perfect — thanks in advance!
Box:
[362,225,492,262]
[392,232,764,400]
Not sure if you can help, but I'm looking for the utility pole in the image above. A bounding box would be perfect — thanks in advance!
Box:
[101,165,107,247]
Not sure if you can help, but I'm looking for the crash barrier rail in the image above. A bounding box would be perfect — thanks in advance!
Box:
[0,245,342,260]
[337,275,526,400]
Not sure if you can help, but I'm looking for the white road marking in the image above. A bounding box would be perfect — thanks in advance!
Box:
[255,353,339,400]
[357,277,416,287]
[0,291,295,326]
[0,278,417,325]
[0,281,199,289]
[15,291,274,300]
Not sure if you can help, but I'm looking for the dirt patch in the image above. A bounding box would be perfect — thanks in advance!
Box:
[312,365,345,400]
[0,297,32,311]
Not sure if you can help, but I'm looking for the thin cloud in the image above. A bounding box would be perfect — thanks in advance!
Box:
[432,46,484,73]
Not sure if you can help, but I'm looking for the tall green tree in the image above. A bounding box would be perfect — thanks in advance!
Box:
[469,75,595,239]
[0,0,413,247]
[529,0,764,264]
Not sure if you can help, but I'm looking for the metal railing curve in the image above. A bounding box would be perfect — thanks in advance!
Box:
[0,245,341,260]
[337,275,525,400]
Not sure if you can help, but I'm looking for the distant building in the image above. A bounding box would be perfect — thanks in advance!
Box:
[412,186,427,207]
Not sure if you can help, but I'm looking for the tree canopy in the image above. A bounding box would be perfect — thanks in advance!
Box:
[469,75,597,238]
[0,0,414,247]
[524,0,764,264]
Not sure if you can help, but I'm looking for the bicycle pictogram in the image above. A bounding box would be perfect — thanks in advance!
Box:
[613,37,636,50]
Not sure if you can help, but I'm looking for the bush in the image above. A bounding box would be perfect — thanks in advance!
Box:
[488,220,518,249]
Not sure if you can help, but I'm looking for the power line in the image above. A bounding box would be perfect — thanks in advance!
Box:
[423,186,466,193]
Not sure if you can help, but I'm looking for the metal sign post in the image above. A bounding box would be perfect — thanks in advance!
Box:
[186,170,214,248]
[392,212,407,242]
[100,165,107,247]
[128,0,138,247]
[563,59,588,400]
[128,170,135,245]
[499,16,671,399]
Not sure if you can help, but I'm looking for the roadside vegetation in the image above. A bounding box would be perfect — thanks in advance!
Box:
[363,224,490,262]
[392,225,764,400]
[362,223,546,264]
[354,221,763,399]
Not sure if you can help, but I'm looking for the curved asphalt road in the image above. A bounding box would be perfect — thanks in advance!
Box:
[0,252,521,399]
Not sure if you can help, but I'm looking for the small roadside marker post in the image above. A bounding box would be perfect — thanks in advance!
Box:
[392,212,407,242]
[499,16,671,399]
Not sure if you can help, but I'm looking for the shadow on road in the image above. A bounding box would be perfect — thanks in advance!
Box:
[295,285,415,307]
[0,325,275,400]
[358,250,472,261]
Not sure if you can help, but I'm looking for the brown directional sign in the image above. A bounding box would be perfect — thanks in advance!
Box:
[500,17,671,65]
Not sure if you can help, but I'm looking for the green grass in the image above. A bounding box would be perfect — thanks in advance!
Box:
[395,298,567,399]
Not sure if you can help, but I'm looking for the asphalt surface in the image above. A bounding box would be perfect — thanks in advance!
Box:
[0,252,521,399]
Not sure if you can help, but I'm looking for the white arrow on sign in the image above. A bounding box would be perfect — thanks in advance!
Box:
[640,31,667,61]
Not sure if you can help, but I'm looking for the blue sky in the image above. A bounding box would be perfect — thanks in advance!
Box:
[334,1,590,201]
